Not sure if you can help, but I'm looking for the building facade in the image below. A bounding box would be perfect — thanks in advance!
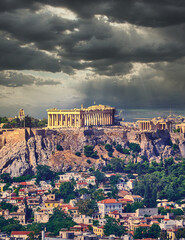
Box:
[18,109,25,121]
[97,199,122,217]
[176,123,185,133]
[47,104,115,128]
[138,119,172,132]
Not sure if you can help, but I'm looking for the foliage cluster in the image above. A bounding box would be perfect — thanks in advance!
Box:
[0,216,24,234]
[134,224,161,239]
[104,217,125,237]
[46,209,75,236]
[84,145,98,159]
[133,159,185,204]
[0,201,18,212]
[76,199,98,216]
[1,116,47,129]
[36,165,56,184]
[56,145,63,151]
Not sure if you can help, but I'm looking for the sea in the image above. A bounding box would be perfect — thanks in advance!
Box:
[118,109,185,122]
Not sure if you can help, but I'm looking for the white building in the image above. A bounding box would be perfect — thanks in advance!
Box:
[160,219,185,230]
[125,179,135,190]
[73,215,93,225]
[59,172,83,182]
[86,176,96,185]
[97,199,122,217]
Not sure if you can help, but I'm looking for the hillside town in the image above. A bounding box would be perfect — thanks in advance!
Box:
[0,164,185,240]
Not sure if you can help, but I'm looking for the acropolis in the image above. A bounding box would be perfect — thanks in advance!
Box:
[47,104,115,128]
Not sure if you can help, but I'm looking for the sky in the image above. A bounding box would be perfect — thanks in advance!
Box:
[0,0,185,118]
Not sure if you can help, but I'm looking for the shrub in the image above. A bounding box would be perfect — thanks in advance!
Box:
[84,145,98,159]
[141,155,147,161]
[129,143,141,153]
[122,148,130,154]
[84,145,94,157]
[57,145,63,151]
[87,159,91,164]
[105,144,113,152]
[172,144,179,152]
[108,151,113,157]
[115,144,123,153]
[75,152,81,157]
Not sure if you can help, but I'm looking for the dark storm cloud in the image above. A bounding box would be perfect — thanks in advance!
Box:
[0,10,77,51]
[0,1,185,76]
[77,61,185,109]
[0,0,41,12]
[1,0,185,27]
[0,36,61,72]
[1,0,185,110]
[11,0,185,28]
[0,71,61,87]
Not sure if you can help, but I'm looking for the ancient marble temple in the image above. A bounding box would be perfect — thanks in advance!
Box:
[47,104,115,128]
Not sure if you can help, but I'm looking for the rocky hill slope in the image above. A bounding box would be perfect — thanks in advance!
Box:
[0,127,185,177]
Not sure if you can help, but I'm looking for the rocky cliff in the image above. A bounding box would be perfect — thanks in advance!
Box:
[0,127,185,177]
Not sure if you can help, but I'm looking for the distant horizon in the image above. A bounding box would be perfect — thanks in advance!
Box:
[1,107,185,123]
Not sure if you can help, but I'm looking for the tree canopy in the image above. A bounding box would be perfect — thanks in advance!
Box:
[46,209,75,236]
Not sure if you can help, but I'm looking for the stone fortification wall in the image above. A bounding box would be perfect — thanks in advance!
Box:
[0,128,47,149]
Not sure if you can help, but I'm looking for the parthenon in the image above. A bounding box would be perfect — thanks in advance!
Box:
[47,104,115,128]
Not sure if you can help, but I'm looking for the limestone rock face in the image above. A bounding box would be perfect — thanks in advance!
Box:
[179,141,185,158]
[0,127,184,177]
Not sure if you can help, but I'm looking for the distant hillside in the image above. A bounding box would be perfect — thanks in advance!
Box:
[0,127,185,177]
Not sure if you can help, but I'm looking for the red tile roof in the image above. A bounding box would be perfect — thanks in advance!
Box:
[138,224,150,227]
[109,210,120,215]
[99,199,119,204]
[11,231,33,235]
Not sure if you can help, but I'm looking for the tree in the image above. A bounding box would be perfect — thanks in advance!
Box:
[91,189,105,201]
[134,227,146,239]
[56,144,63,151]
[84,145,98,158]
[176,228,185,239]
[105,144,113,152]
[143,182,157,208]
[84,145,94,157]
[123,202,144,213]
[36,165,55,183]
[46,209,75,236]
[110,158,125,172]
[104,217,125,237]
[148,224,161,238]
[0,116,9,123]
[0,216,25,234]
[129,143,141,153]
[115,144,123,153]
[93,170,106,185]
[0,173,12,183]
[76,199,98,216]
[0,201,18,212]
[37,118,48,127]
[75,152,81,157]
[110,175,120,185]
[93,220,99,226]
[86,159,91,164]
[59,182,75,202]
[160,230,168,240]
